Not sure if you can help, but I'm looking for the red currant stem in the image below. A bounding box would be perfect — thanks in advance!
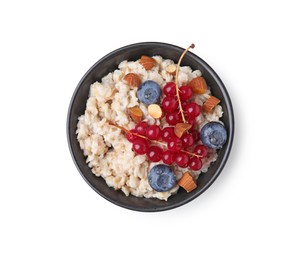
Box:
[108,122,167,147]
[108,122,129,132]
[181,150,204,158]
[175,43,195,123]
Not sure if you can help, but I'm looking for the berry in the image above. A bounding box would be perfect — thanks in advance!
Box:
[132,138,149,155]
[146,125,161,140]
[163,82,176,97]
[187,118,196,129]
[200,122,227,149]
[185,102,201,118]
[162,150,175,165]
[126,129,138,143]
[188,157,202,171]
[194,145,208,157]
[162,96,178,113]
[167,137,183,152]
[161,127,177,141]
[175,152,190,167]
[190,129,200,141]
[181,101,188,110]
[137,80,161,105]
[166,112,181,125]
[181,133,194,148]
[179,86,193,101]
[135,121,149,135]
[148,164,176,192]
[147,146,162,162]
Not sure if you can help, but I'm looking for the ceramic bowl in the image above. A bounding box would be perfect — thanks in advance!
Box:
[67,42,234,212]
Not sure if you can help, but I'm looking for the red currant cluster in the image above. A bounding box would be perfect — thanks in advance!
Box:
[162,82,201,126]
[126,80,209,171]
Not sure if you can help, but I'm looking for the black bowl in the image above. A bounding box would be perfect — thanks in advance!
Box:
[67,42,234,212]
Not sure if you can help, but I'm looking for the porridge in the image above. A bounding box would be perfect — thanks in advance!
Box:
[76,46,227,201]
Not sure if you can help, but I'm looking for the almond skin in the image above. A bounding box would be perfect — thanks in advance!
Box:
[188,76,208,94]
[202,96,220,113]
[128,106,143,123]
[178,172,197,192]
[174,123,192,138]
[124,73,141,88]
[148,104,163,119]
[140,56,157,70]
[166,64,177,75]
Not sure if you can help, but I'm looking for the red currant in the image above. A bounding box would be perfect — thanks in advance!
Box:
[185,102,201,119]
[179,86,193,101]
[147,146,162,162]
[180,163,189,169]
[135,121,148,136]
[194,145,208,157]
[181,133,194,148]
[162,150,175,165]
[188,157,202,171]
[132,139,149,155]
[187,118,196,129]
[181,101,188,110]
[162,96,178,113]
[161,127,177,141]
[163,82,176,96]
[175,152,190,167]
[126,129,138,143]
[190,129,200,141]
[167,137,183,152]
[146,125,161,140]
[166,112,181,125]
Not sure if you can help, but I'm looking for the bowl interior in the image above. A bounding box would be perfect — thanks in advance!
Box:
[67,42,234,212]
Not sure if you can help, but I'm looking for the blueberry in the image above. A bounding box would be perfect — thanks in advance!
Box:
[137,80,161,105]
[148,164,176,192]
[200,122,227,149]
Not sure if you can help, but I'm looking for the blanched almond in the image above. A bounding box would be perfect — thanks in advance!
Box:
[124,73,141,88]
[188,76,208,94]
[202,96,220,113]
[140,56,157,70]
[128,106,143,123]
[148,104,163,119]
[174,123,192,138]
[178,172,197,192]
[166,64,177,75]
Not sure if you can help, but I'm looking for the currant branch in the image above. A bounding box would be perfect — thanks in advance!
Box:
[175,43,195,123]
[109,121,204,158]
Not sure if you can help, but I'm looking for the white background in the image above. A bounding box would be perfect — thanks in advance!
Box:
[1,0,302,259]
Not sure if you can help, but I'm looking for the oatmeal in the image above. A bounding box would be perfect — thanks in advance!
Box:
[76,54,224,201]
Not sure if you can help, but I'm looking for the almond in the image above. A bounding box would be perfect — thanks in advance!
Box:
[148,104,163,119]
[188,76,208,94]
[166,64,177,75]
[174,123,192,138]
[124,73,141,88]
[128,106,143,123]
[202,96,220,113]
[140,55,157,70]
[178,172,197,192]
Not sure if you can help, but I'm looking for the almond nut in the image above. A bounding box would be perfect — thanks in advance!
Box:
[178,172,197,192]
[174,123,192,138]
[202,96,220,113]
[140,55,157,70]
[124,73,141,88]
[166,64,177,75]
[148,104,163,119]
[188,76,208,94]
[128,106,143,123]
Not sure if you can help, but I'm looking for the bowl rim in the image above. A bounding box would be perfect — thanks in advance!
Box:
[67,41,234,212]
